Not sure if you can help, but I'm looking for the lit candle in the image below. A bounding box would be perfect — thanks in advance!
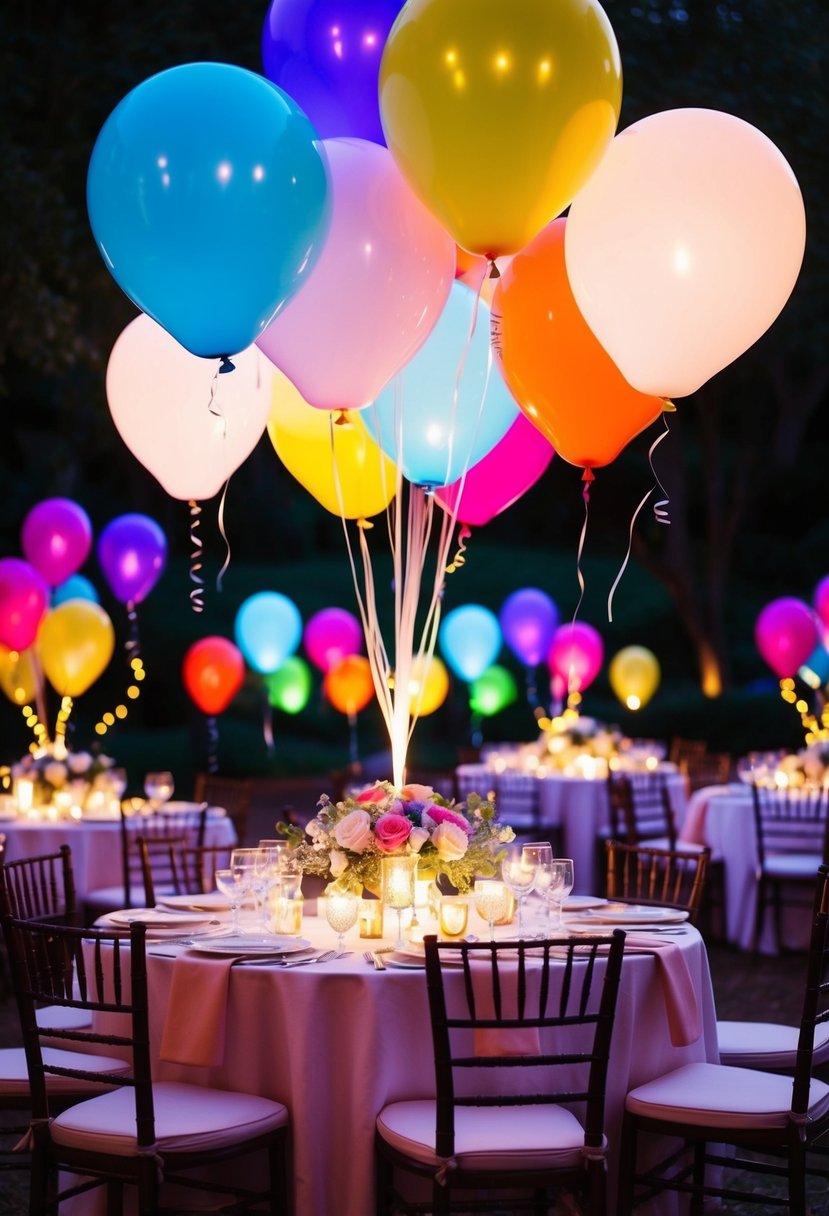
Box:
[15,777,34,813]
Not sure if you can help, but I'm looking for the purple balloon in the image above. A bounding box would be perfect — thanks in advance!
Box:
[21,498,93,587]
[755,597,819,679]
[304,606,363,672]
[547,622,604,693]
[499,588,559,668]
[814,576,829,631]
[97,514,167,605]
[0,557,50,651]
[261,0,404,145]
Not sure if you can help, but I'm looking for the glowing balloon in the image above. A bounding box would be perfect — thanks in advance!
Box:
[814,576,829,631]
[0,645,38,706]
[268,373,396,519]
[107,315,273,501]
[182,636,245,716]
[499,589,559,669]
[97,515,167,605]
[87,63,331,358]
[439,605,501,683]
[0,558,50,651]
[565,108,806,398]
[304,607,363,673]
[234,592,303,675]
[265,656,313,715]
[469,665,517,718]
[436,414,554,527]
[755,598,819,679]
[547,622,604,693]
[21,498,93,588]
[324,654,375,716]
[257,137,454,411]
[378,0,622,258]
[37,601,115,697]
[609,646,661,711]
[407,655,449,717]
[53,575,99,607]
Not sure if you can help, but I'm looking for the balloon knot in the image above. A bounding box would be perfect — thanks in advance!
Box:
[218,357,236,374]
[488,259,501,279]
[333,409,351,427]
[356,517,373,531]
[661,398,677,413]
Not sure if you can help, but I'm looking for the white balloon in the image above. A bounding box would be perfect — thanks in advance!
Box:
[564,108,806,398]
[106,314,273,500]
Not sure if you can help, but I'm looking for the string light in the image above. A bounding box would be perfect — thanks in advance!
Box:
[94,657,146,736]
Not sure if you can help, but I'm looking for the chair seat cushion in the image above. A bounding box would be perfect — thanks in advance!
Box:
[717,1020,829,1070]
[625,1061,829,1130]
[763,853,823,879]
[0,1047,132,1098]
[36,1005,93,1032]
[51,1080,288,1156]
[376,1098,587,1173]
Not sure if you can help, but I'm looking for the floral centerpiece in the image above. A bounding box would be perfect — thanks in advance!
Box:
[278,781,515,895]
[536,713,623,775]
[772,741,829,789]
[12,746,121,810]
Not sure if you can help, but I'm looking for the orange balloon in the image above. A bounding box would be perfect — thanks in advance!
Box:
[492,219,663,471]
[324,654,375,717]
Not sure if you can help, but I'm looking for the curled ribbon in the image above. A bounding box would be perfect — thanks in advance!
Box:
[188,500,205,614]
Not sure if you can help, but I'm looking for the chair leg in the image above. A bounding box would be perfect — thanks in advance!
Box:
[690,1140,706,1216]
[431,1176,451,1216]
[269,1134,287,1214]
[788,1140,807,1216]
[616,1113,638,1212]
[137,1157,159,1216]
[375,1146,394,1216]
[106,1180,123,1216]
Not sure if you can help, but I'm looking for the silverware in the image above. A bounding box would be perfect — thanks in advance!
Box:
[363,950,386,970]
[235,949,337,969]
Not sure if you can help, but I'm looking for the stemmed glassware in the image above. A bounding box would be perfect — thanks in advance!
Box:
[521,842,553,938]
[501,845,538,938]
[143,771,174,813]
[381,855,419,950]
[228,847,258,929]
[325,885,359,954]
[215,868,247,935]
[473,879,509,941]
[544,858,575,933]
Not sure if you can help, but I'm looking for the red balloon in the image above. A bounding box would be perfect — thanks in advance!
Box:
[182,636,244,715]
[0,557,50,651]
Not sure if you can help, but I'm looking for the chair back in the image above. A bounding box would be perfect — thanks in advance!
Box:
[0,845,77,923]
[119,805,207,906]
[136,839,233,902]
[607,771,676,846]
[454,764,494,803]
[193,774,253,845]
[750,783,829,868]
[423,932,625,1160]
[493,771,542,834]
[792,864,829,1119]
[604,840,710,924]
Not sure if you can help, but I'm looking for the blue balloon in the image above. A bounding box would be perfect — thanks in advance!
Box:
[87,63,331,359]
[499,588,559,668]
[363,283,520,488]
[52,574,100,607]
[262,0,404,145]
[439,604,502,683]
[234,591,303,675]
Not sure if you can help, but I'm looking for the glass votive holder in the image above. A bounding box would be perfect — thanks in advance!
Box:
[277,893,305,935]
[359,897,384,939]
[494,888,517,926]
[438,895,469,939]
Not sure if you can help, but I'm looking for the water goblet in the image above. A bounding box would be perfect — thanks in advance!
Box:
[381,855,419,950]
[215,868,246,935]
[521,842,554,938]
[501,846,538,938]
[473,879,509,941]
[325,885,359,954]
[229,847,258,926]
[544,858,575,933]
[143,770,174,813]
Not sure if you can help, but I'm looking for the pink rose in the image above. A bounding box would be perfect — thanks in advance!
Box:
[423,804,471,835]
[374,813,413,854]
[432,822,469,861]
[355,784,389,805]
[332,809,373,853]
[399,782,434,802]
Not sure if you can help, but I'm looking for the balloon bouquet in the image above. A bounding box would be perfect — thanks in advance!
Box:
[755,595,827,745]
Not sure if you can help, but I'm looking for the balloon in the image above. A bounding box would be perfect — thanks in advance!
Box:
[37,601,115,698]
[436,414,554,527]
[499,589,558,669]
[439,604,501,683]
[0,645,38,706]
[378,0,622,259]
[363,283,520,488]
[234,592,303,675]
[97,515,167,605]
[493,219,663,470]
[53,575,99,607]
[755,597,819,679]
[21,498,93,587]
[797,646,829,691]
[182,636,245,715]
[107,315,273,501]
[87,62,331,359]
[262,0,404,145]
[324,654,375,715]
[469,665,517,718]
[304,607,363,673]
[406,655,449,717]
[0,558,50,651]
[814,577,829,631]
[547,622,604,693]
[565,108,807,399]
[609,646,661,711]
[257,137,455,411]
[265,656,313,714]
[268,373,396,519]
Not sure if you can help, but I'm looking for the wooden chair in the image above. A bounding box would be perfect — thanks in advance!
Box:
[617,863,829,1215]
[0,844,77,924]
[751,782,829,952]
[2,917,289,1215]
[493,770,563,855]
[193,773,253,845]
[375,931,626,1215]
[684,750,733,793]
[136,839,234,904]
[604,840,711,925]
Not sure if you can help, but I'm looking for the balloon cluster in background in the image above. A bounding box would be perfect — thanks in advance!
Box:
[754,584,829,747]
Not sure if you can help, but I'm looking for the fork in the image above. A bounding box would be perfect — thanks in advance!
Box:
[236,949,337,969]
[363,950,386,971]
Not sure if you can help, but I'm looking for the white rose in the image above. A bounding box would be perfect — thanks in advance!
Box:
[329,849,348,878]
[67,752,93,775]
[432,822,469,861]
[407,827,430,853]
[332,809,373,853]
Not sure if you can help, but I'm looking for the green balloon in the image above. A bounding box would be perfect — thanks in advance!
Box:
[469,665,518,717]
[265,656,312,715]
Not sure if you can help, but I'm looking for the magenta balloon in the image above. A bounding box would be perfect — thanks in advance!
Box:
[21,498,93,587]
[304,606,363,672]
[814,576,829,630]
[0,557,50,650]
[436,414,554,527]
[547,622,604,692]
[499,588,559,668]
[754,597,819,678]
[97,514,167,605]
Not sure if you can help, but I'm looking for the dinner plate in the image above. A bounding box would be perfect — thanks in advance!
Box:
[188,935,312,956]
[105,907,215,927]
[384,951,427,969]
[157,892,231,913]
[579,905,689,925]
[562,896,608,912]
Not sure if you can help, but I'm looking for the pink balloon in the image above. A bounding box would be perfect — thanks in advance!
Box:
[436,414,554,527]
[257,137,455,411]
[754,597,819,678]
[814,576,829,630]
[21,498,93,587]
[548,622,604,693]
[304,607,363,673]
[0,557,50,651]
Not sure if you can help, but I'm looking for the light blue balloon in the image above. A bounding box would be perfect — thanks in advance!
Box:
[234,591,303,675]
[439,604,502,683]
[52,574,100,607]
[87,62,331,359]
[363,283,520,487]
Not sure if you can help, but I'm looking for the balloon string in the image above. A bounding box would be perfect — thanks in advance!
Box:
[443,265,487,488]
[572,471,593,627]
[446,525,471,574]
[651,406,674,526]
[188,499,205,614]
[215,478,232,593]
[262,688,275,756]
[208,368,228,437]
[125,600,141,663]
[206,714,219,774]
[606,422,672,623]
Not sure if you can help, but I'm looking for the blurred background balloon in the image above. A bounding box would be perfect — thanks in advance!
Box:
[755,597,819,679]
[304,607,363,673]
[37,600,115,697]
[548,622,604,699]
[609,645,661,711]
[469,665,518,719]
[182,636,245,715]
[814,576,829,636]
[436,414,554,527]
[265,656,313,715]
[499,589,559,669]
[439,604,502,683]
[20,498,93,588]
[52,575,100,607]
[234,591,303,675]
[0,558,50,651]
[0,645,38,706]
[406,655,449,717]
[324,653,375,716]
[97,515,167,605]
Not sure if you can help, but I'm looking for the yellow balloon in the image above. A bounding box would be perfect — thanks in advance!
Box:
[37,600,115,697]
[609,646,660,712]
[268,371,396,520]
[0,644,38,705]
[379,0,622,259]
[407,655,450,717]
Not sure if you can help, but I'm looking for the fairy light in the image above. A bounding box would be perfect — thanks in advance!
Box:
[94,656,146,736]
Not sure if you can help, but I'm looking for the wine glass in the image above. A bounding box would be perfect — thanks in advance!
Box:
[229,847,258,928]
[522,842,553,938]
[543,858,575,933]
[143,770,174,813]
[215,868,246,935]
[473,880,509,941]
[501,845,538,938]
[381,855,419,950]
[325,885,359,954]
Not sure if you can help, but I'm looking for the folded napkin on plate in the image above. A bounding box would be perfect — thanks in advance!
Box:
[159,954,234,1067]
[623,934,701,1048]
[469,960,542,1058]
